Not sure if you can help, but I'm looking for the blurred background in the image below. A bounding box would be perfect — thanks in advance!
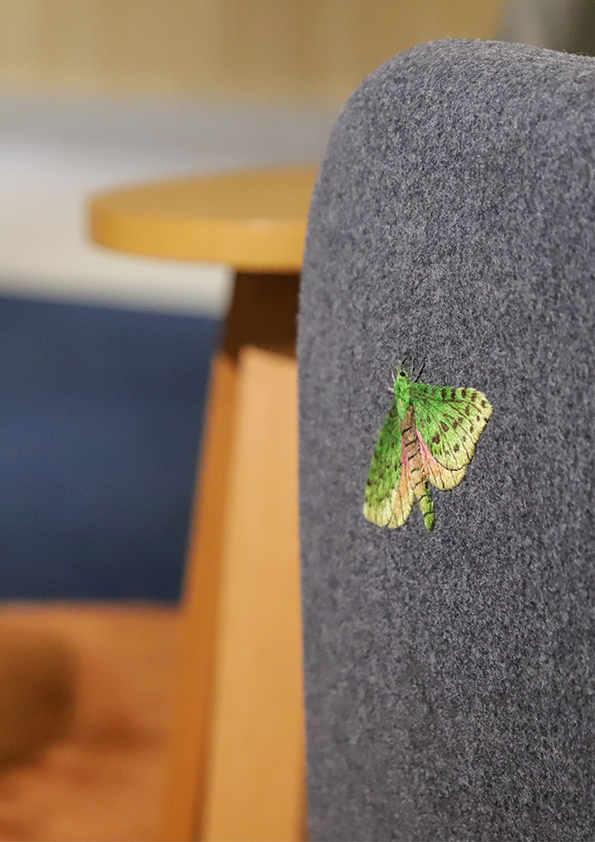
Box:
[0,0,506,603]
[0,0,582,839]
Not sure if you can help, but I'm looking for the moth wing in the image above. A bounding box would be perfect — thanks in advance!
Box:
[364,403,412,528]
[410,383,492,471]
[417,430,467,490]
[388,440,415,528]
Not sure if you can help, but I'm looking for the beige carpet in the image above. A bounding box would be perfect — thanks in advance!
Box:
[0,603,180,842]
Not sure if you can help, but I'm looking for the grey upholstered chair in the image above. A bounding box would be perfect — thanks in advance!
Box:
[298,39,595,841]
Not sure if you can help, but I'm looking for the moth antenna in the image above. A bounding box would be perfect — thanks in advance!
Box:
[387,364,396,394]
[415,359,426,381]
[399,352,411,375]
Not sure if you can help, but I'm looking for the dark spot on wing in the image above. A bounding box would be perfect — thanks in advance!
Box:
[454,444,460,452]
[471,392,477,402]
[440,421,448,432]
[476,415,481,422]
[469,425,474,433]
[453,419,459,429]
[451,388,457,400]
[461,389,467,398]
[432,433,440,444]
[481,399,486,407]
[441,388,447,399]
[465,406,470,415]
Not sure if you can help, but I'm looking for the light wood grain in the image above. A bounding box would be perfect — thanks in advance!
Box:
[0,0,508,102]
[90,167,317,271]
[202,347,304,842]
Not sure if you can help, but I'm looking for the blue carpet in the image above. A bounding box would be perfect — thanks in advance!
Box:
[0,294,220,601]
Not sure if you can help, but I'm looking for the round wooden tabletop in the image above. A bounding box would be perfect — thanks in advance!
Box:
[89,166,318,273]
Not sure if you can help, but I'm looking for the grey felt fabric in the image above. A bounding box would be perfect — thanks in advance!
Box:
[298,39,595,841]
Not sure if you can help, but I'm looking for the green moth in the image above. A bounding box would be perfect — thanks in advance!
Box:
[363,365,492,531]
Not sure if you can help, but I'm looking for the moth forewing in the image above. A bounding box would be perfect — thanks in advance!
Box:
[363,401,404,526]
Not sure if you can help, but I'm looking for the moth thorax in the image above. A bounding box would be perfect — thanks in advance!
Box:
[395,374,411,416]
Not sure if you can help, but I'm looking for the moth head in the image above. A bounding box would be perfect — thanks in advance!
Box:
[392,356,412,396]
[394,361,409,382]
[394,355,425,384]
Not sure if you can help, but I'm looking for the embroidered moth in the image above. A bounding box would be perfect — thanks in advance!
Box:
[363,366,492,531]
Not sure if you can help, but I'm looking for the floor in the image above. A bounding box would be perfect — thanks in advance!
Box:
[0,603,180,842]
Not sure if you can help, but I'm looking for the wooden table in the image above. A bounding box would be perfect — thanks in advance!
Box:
[89,166,317,842]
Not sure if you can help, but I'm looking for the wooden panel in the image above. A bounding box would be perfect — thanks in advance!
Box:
[201,347,304,842]
[0,0,508,102]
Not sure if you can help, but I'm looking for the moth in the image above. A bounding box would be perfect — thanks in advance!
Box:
[363,365,492,531]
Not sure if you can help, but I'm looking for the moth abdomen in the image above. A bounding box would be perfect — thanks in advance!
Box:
[419,485,435,531]
[401,406,427,502]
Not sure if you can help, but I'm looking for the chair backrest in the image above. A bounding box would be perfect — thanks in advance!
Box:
[298,39,595,841]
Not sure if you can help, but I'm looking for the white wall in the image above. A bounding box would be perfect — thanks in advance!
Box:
[0,95,337,315]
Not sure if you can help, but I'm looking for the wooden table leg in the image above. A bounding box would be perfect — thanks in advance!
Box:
[203,346,304,842]
[160,350,238,842]
[161,273,304,842]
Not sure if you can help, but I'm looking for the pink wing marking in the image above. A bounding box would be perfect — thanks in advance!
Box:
[389,437,415,527]
[417,431,467,490]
